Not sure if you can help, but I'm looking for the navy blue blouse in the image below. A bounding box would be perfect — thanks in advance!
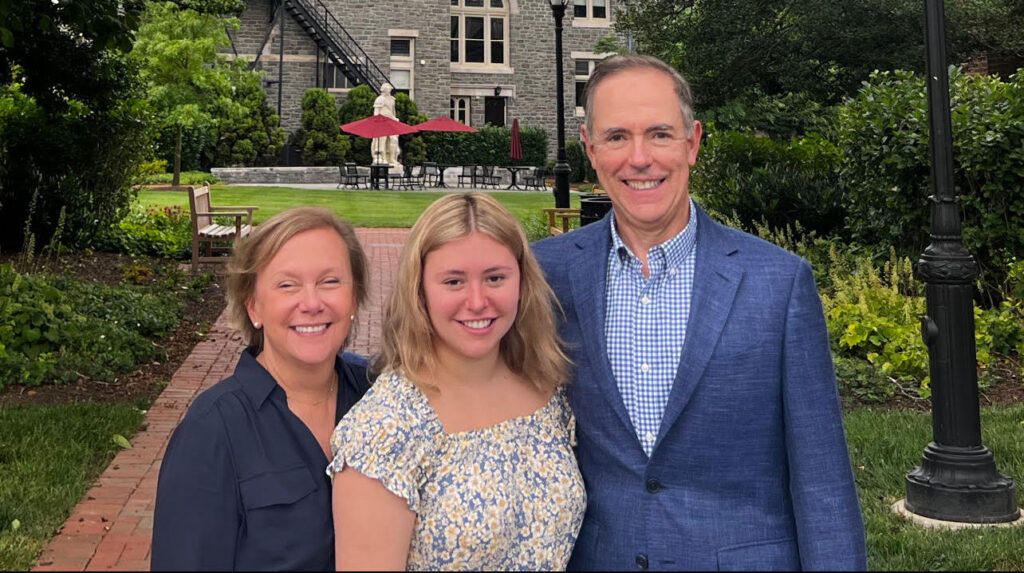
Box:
[151,349,373,571]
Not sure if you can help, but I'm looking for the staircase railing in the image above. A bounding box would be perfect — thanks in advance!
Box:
[284,0,389,93]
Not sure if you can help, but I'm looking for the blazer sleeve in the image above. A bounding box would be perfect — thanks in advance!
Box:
[151,405,239,571]
[782,260,868,571]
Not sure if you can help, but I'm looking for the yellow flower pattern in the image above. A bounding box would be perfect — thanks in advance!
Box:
[327,371,586,571]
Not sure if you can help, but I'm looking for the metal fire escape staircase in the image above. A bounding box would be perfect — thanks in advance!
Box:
[252,0,389,94]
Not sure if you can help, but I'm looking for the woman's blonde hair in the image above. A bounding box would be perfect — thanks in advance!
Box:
[226,206,368,352]
[376,193,570,392]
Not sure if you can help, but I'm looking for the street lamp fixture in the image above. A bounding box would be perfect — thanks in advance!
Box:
[548,0,571,208]
[903,0,1019,524]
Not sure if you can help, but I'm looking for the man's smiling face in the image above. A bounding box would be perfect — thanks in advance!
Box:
[582,66,702,245]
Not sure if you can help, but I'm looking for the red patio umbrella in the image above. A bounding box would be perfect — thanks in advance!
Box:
[339,114,419,138]
[414,115,479,132]
[509,118,523,162]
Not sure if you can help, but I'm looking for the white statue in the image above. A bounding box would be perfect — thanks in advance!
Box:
[371,83,402,169]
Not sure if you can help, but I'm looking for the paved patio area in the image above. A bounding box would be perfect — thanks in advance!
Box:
[32,228,409,571]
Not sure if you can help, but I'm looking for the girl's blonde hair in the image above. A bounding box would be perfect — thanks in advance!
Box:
[226,206,368,352]
[376,193,570,392]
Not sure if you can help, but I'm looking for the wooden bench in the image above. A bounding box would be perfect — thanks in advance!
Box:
[187,183,259,273]
[542,208,581,236]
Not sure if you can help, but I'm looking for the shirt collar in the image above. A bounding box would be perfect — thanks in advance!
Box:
[609,198,699,269]
[236,347,346,410]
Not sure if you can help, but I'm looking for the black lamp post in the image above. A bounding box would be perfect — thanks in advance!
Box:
[548,0,571,209]
[903,0,1019,524]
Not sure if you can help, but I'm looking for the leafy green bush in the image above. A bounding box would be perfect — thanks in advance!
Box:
[838,67,1024,295]
[566,139,597,183]
[0,264,191,389]
[0,77,152,252]
[691,128,846,239]
[424,125,548,167]
[291,89,350,166]
[93,204,192,259]
[205,61,285,167]
[135,170,222,185]
[822,250,930,396]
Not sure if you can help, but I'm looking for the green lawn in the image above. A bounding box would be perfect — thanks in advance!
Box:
[138,187,579,228]
[0,403,146,570]
[846,404,1024,570]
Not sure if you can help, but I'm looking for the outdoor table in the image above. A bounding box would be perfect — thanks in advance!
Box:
[505,166,533,190]
[369,163,390,190]
[436,164,453,188]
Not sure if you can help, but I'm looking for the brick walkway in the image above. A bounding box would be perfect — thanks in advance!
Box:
[32,228,409,572]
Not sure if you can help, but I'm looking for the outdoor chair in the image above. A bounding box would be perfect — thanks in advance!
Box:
[477,165,501,189]
[523,167,549,191]
[457,165,477,188]
[421,162,442,187]
[188,183,258,273]
[393,164,424,190]
[338,163,369,189]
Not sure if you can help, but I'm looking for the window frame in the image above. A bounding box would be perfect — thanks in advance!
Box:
[572,0,610,27]
[450,0,510,71]
[389,36,415,99]
[450,96,471,125]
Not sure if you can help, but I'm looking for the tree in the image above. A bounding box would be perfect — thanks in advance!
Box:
[131,1,235,186]
[206,61,285,167]
[0,0,151,251]
[293,88,350,166]
[615,0,1024,134]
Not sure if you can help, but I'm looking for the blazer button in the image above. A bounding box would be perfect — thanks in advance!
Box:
[635,554,649,570]
[646,478,662,493]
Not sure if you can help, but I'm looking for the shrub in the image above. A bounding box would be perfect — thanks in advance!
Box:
[0,264,193,389]
[838,67,1024,296]
[0,77,152,252]
[93,204,192,259]
[135,170,221,186]
[291,89,350,166]
[691,128,846,239]
[205,62,285,167]
[566,139,596,183]
[821,249,931,397]
[424,125,547,167]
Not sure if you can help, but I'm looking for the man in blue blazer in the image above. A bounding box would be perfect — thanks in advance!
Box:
[533,55,867,571]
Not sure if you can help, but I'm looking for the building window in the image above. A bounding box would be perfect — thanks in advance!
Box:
[574,59,598,111]
[573,0,607,20]
[390,37,414,99]
[450,0,508,68]
[390,39,411,58]
[323,63,355,90]
[450,96,471,125]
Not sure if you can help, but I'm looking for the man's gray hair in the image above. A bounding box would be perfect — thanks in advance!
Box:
[583,54,697,137]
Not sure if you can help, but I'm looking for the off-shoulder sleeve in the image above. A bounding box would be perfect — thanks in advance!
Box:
[326,373,431,512]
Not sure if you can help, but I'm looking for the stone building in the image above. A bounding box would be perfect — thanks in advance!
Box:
[228,0,629,160]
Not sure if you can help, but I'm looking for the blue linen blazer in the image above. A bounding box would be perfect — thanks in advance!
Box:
[533,204,867,571]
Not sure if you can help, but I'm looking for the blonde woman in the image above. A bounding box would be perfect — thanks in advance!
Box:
[328,193,585,570]
[153,207,371,571]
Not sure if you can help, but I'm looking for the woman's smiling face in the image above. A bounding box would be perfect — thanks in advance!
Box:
[247,227,357,371]
[421,231,521,366]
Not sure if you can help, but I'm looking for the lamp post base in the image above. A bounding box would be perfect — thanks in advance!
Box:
[905,443,1020,523]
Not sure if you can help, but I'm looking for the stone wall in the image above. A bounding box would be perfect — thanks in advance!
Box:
[213,166,340,184]
[227,0,630,160]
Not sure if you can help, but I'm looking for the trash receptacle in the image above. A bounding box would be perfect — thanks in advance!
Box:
[579,193,613,226]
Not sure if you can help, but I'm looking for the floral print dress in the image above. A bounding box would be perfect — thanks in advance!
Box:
[327,371,586,571]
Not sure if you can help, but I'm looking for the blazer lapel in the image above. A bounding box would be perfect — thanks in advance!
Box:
[567,217,637,435]
[656,205,742,446]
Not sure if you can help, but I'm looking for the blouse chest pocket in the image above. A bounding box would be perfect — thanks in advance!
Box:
[239,466,317,510]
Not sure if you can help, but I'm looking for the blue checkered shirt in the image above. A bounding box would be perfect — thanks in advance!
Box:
[605,201,698,456]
